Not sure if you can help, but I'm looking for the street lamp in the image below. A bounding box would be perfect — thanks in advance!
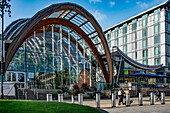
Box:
[0,0,11,99]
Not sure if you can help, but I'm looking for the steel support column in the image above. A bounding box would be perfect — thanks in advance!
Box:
[52,24,55,89]
[59,25,63,86]
[43,26,47,88]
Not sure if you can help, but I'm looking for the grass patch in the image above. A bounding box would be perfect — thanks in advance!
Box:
[0,100,99,113]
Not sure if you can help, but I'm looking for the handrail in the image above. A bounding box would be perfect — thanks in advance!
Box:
[6,84,14,96]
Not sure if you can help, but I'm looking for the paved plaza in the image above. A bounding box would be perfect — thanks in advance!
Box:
[62,96,170,112]
[103,105,170,113]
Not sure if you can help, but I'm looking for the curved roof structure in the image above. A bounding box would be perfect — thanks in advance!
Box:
[4,3,112,83]
[112,47,163,70]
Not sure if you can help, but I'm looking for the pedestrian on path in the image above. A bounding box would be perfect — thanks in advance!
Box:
[118,88,125,105]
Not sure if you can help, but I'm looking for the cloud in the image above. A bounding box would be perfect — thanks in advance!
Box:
[136,0,166,10]
[89,0,102,4]
[136,2,149,10]
[92,10,106,22]
[125,0,129,3]
[110,1,115,8]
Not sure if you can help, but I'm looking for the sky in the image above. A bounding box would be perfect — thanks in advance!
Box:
[1,0,168,31]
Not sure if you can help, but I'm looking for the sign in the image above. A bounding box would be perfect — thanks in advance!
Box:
[124,70,128,75]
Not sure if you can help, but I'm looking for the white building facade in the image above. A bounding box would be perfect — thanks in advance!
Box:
[104,1,170,75]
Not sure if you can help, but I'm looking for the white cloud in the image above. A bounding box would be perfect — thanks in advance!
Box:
[136,2,149,10]
[125,0,129,3]
[92,10,106,22]
[110,1,115,8]
[89,0,102,4]
[136,0,166,10]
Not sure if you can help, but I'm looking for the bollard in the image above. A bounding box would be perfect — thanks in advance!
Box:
[58,94,63,102]
[126,93,130,107]
[112,93,116,107]
[154,93,156,102]
[96,93,100,108]
[36,92,39,100]
[138,93,143,106]
[71,95,74,103]
[78,93,83,105]
[161,92,165,104]
[150,92,154,105]
[25,91,27,100]
[46,94,52,102]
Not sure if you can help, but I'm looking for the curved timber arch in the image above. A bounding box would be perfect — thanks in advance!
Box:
[5,3,112,83]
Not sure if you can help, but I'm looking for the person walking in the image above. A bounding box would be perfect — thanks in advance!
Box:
[118,88,125,105]
[156,89,161,101]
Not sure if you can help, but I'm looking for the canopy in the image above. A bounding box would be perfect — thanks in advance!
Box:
[128,72,167,78]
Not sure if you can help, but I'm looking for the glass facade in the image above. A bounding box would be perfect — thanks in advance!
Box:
[123,24,127,53]
[114,27,119,46]
[7,24,98,88]
[142,14,148,64]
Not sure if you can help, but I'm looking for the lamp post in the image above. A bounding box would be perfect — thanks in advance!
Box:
[0,0,11,99]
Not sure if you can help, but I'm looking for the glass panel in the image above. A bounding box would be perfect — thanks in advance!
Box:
[154,57,161,65]
[142,14,148,27]
[154,46,160,56]
[154,35,160,45]
[143,60,148,65]
[7,72,11,81]
[168,12,170,22]
[123,36,127,44]
[123,45,127,53]
[154,24,160,35]
[142,29,147,38]
[168,35,170,44]
[168,24,170,33]
[142,39,148,48]
[18,73,25,82]
[123,24,127,35]
[12,72,16,82]
[168,46,170,55]
[143,49,148,59]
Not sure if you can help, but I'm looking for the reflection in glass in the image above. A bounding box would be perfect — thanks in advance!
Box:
[18,73,24,82]
[12,73,16,81]
[7,72,11,81]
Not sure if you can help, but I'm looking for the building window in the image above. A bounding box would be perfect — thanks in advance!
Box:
[107,31,111,41]
[7,72,11,81]
[123,36,127,44]
[168,57,170,67]
[154,35,160,45]
[154,24,160,35]
[142,39,148,48]
[115,39,118,46]
[132,19,137,32]
[142,29,147,38]
[142,14,148,27]
[168,24,170,33]
[167,12,170,22]
[143,49,148,59]
[154,46,160,57]
[168,35,170,44]
[154,57,161,65]
[168,46,170,55]
[154,8,160,23]
[123,45,127,53]
[143,60,148,65]
[12,73,16,81]
[114,27,119,46]
[123,24,127,35]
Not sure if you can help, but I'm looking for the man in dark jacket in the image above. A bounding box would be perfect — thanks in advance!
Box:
[118,88,125,105]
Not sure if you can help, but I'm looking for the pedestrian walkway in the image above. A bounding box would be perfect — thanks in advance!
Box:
[64,96,170,108]
[103,105,170,113]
